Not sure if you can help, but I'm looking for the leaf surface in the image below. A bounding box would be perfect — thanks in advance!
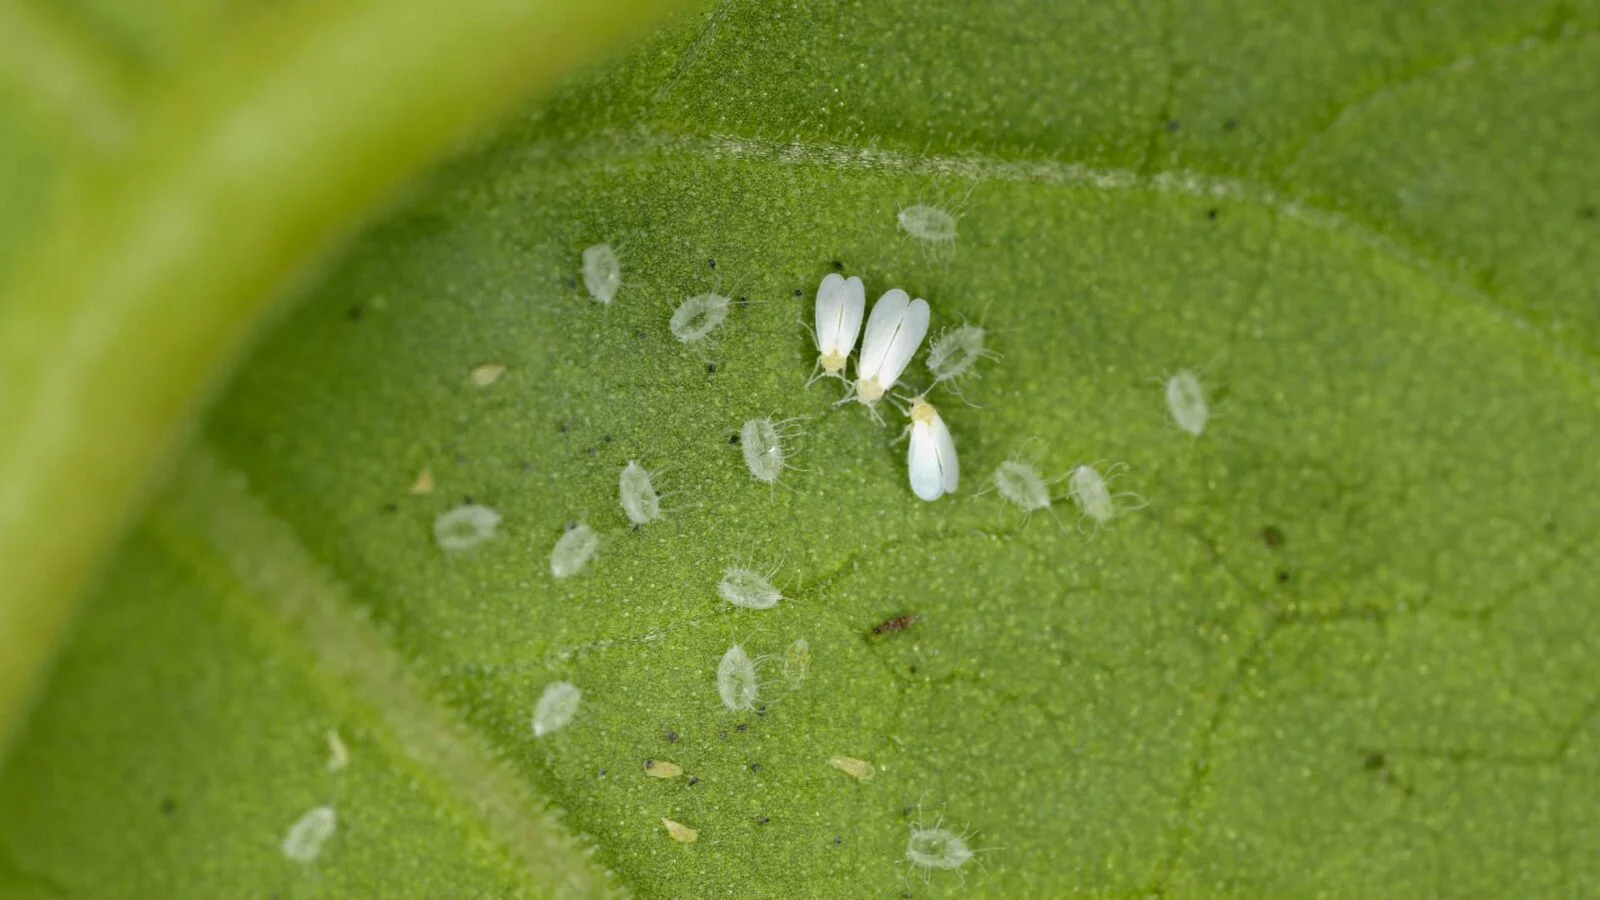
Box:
[3,1,1599,897]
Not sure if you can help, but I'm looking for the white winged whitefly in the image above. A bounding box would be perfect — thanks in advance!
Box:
[849,289,931,418]
[807,273,865,385]
[904,394,959,501]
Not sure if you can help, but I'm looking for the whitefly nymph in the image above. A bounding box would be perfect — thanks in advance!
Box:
[740,416,804,484]
[992,459,1053,514]
[897,204,959,244]
[1165,369,1210,437]
[717,644,760,711]
[670,292,731,344]
[719,564,784,610]
[434,504,501,551]
[581,242,621,305]
[549,522,599,578]
[905,822,976,882]
[853,289,930,412]
[1068,463,1144,531]
[926,322,996,387]
[783,638,811,689]
[810,273,865,383]
[531,681,581,737]
[906,395,959,501]
[281,806,338,864]
[618,461,663,526]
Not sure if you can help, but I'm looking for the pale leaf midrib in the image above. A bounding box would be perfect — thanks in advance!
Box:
[151,444,626,900]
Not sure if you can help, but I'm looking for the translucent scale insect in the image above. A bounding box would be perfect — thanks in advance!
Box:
[434,504,501,550]
[1067,463,1145,532]
[906,395,959,501]
[783,638,811,689]
[549,522,599,578]
[532,681,581,737]
[926,322,997,390]
[717,644,760,711]
[1165,369,1210,437]
[618,461,662,526]
[670,293,731,344]
[897,182,977,259]
[718,564,784,610]
[992,459,1053,514]
[905,822,976,881]
[281,806,337,864]
[853,289,930,413]
[581,243,622,305]
[809,273,865,384]
[897,205,959,245]
[740,416,803,484]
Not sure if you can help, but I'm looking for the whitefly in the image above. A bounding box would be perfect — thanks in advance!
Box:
[549,522,599,578]
[581,242,621,305]
[434,504,501,551]
[719,565,783,610]
[1165,369,1210,437]
[618,461,662,526]
[717,644,760,711]
[532,681,581,737]
[670,292,731,344]
[926,323,996,386]
[740,416,804,484]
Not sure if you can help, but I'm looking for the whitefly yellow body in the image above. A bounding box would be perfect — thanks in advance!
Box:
[812,273,865,380]
[907,395,959,501]
[854,289,930,408]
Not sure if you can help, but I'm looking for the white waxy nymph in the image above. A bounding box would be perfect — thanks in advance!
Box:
[717,644,759,711]
[897,204,959,244]
[907,396,959,501]
[906,825,974,875]
[434,504,501,551]
[718,566,783,610]
[812,273,865,380]
[1069,465,1114,522]
[532,681,581,737]
[1068,463,1143,531]
[993,459,1052,513]
[618,461,662,526]
[926,323,994,385]
[855,289,930,407]
[582,243,621,305]
[281,806,337,864]
[1165,369,1209,437]
[740,416,801,484]
[670,292,730,344]
[783,638,811,689]
[549,523,599,578]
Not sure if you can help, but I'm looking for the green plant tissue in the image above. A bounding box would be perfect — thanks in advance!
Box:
[2,0,1598,897]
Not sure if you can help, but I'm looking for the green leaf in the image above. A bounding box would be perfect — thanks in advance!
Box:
[4,1,1600,897]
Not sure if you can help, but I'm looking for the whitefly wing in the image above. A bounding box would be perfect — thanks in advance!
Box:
[875,297,931,389]
[908,412,957,501]
[858,289,912,379]
[815,274,865,356]
[931,410,959,494]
